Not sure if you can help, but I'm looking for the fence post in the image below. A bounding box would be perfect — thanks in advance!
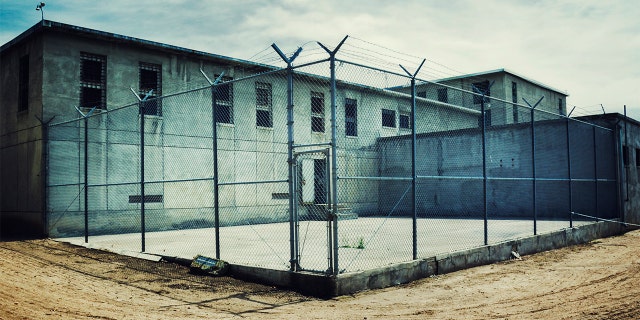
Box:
[271,43,303,271]
[200,70,225,260]
[73,106,95,243]
[523,97,543,235]
[566,115,573,228]
[472,82,493,245]
[593,126,599,217]
[130,88,152,253]
[84,115,89,243]
[318,36,348,275]
[400,60,425,260]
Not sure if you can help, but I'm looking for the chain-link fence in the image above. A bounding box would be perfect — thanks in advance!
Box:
[46,38,620,275]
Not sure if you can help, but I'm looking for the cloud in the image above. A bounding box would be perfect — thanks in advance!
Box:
[1,0,638,117]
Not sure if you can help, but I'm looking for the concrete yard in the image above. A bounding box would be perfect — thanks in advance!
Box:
[57,217,592,274]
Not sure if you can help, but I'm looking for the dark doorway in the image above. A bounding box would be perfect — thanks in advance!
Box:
[313,159,327,204]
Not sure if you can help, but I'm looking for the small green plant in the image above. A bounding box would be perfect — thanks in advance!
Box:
[340,236,366,249]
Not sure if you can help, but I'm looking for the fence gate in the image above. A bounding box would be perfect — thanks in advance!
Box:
[293,149,332,273]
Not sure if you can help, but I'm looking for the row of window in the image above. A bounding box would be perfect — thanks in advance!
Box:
[19,52,411,135]
[622,146,640,167]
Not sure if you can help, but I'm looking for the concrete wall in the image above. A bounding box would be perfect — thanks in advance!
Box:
[0,29,46,239]
[377,119,618,219]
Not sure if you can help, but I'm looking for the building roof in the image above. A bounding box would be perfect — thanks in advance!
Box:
[434,68,568,96]
[0,20,273,72]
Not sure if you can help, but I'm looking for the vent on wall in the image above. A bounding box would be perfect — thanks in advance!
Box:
[129,195,163,203]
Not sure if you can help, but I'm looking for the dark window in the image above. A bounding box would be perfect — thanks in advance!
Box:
[345,98,357,136]
[80,52,106,109]
[623,146,630,167]
[558,98,564,115]
[311,91,324,133]
[399,113,411,129]
[437,88,448,103]
[256,82,272,127]
[512,82,518,123]
[472,80,490,104]
[214,76,233,124]
[636,149,640,167]
[382,109,395,128]
[139,62,162,116]
[18,55,29,112]
[417,91,426,98]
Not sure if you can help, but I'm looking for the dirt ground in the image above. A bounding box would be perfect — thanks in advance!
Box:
[1,230,639,320]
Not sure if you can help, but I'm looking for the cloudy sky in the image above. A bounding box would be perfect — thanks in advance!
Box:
[2,0,639,118]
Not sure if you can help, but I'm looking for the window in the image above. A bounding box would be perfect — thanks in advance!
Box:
[558,98,564,115]
[382,109,396,128]
[256,82,272,127]
[139,62,162,116]
[636,149,640,167]
[18,55,29,112]
[512,82,518,123]
[311,91,325,133]
[345,98,357,136]
[417,91,426,98]
[472,80,490,104]
[623,146,630,167]
[214,75,233,124]
[399,113,411,129]
[437,88,448,103]
[80,52,106,109]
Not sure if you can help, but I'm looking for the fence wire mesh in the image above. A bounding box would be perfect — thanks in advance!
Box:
[45,38,621,275]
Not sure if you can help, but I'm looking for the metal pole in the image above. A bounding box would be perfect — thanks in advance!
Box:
[140,100,146,252]
[84,116,89,243]
[566,116,573,228]
[523,97,544,235]
[200,70,224,259]
[272,44,302,271]
[481,99,488,245]
[399,59,424,261]
[593,126,599,218]
[211,85,220,259]
[531,106,537,235]
[318,36,347,275]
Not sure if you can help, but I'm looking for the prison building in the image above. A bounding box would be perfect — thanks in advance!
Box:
[2,20,481,238]
[390,69,569,126]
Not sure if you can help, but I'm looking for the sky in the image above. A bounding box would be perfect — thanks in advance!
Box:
[1,0,639,119]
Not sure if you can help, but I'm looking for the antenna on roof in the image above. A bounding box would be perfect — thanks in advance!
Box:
[35,2,45,21]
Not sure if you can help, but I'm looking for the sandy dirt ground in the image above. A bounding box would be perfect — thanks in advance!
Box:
[1,229,640,320]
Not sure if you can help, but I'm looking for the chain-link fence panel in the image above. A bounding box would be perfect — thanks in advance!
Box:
[47,119,84,238]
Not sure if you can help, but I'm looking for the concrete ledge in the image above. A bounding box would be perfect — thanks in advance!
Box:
[227,221,626,298]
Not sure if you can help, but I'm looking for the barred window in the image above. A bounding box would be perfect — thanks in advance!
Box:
[256,82,272,127]
[382,109,395,128]
[311,91,324,133]
[472,80,490,104]
[345,98,357,136]
[437,88,448,103]
[139,62,162,116]
[18,55,29,112]
[80,52,106,109]
[399,113,411,129]
[214,75,233,124]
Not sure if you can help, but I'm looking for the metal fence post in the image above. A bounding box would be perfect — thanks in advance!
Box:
[84,115,89,243]
[318,36,347,275]
[566,115,573,228]
[139,99,146,252]
[200,70,225,260]
[472,82,493,246]
[593,126,599,217]
[523,97,544,235]
[271,43,303,271]
[400,60,425,260]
